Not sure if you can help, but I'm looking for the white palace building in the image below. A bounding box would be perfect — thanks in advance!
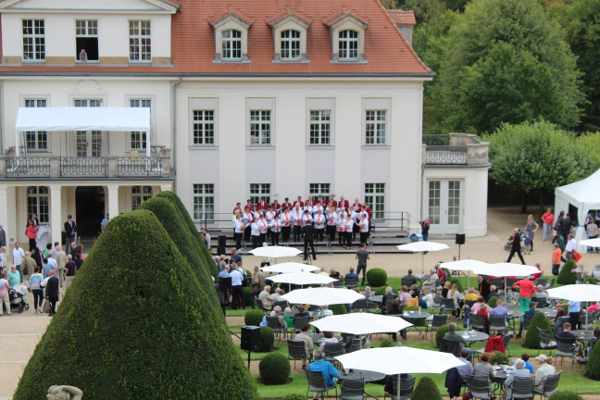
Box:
[0,0,489,250]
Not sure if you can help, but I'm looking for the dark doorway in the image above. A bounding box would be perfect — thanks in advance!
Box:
[76,37,98,61]
[76,186,105,239]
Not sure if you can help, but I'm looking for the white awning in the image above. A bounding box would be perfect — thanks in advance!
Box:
[15,107,151,132]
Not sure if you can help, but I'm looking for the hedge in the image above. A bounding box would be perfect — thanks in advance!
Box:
[585,331,600,380]
[379,338,395,347]
[557,260,578,285]
[259,353,290,385]
[139,197,219,308]
[156,191,218,279]
[411,376,443,400]
[282,395,305,400]
[436,323,463,348]
[487,296,498,308]
[584,276,598,285]
[375,286,387,295]
[524,311,554,349]
[548,392,584,400]
[259,327,275,352]
[243,286,252,307]
[489,350,508,365]
[329,304,348,315]
[13,210,257,400]
[367,268,388,287]
[245,309,265,326]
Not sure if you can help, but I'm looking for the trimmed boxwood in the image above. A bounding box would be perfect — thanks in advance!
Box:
[329,304,348,315]
[548,392,583,400]
[411,376,443,400]
[584,276,598,285]
[524,311,554,349]
[487,296,499,308]
[375,286,387,295]
[282,395,305,400]
[259,327,275,352]
[259,353,290,385]
[489,350,508,365]
[245,309,265,326]
[585,331,600,380]
[436,323,463,348]
[379,338,396,347]
[13,210,257,400]
[557,260,578,285]
[367,268,388,287]
[243,286,253,307]
[404,306,426,326]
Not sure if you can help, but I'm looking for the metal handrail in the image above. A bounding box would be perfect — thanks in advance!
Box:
[425,145,468,164]
[60,157,108,176]
[4,156,51,177]
[117,156,163,177]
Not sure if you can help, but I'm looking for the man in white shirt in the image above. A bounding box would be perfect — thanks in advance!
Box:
[229,265,244,310]
[326,205,338,243]
[533,354,554,391]
[313,209,325,241]
[292,204,303,242]
[280,209,292,243]
[250,217,261,249]
[12,242,25,283]
[565,234,577,260]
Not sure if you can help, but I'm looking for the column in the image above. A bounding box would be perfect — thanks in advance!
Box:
[0,186,9,247]
[50,185,62,246]
[107,185,119,220]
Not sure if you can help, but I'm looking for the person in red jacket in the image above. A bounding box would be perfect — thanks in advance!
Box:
[245,199,255,212]
[513,275,535,337]
[541,208,554,241]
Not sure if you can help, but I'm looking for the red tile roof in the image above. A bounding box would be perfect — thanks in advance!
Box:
[0,0,431,76]
[386,10,417,26]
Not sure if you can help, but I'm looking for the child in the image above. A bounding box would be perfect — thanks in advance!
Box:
[523,232,532,255]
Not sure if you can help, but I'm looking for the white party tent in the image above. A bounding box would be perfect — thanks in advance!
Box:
[554,169,600,253]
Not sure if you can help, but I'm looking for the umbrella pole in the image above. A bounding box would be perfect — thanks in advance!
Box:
[397,374,401,400]
[421,253,425,274]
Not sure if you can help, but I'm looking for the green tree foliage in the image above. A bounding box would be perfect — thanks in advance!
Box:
[524,311,554,349]
[367,268,388,287]
[431,0,584,134]
[245,309,265,326]
[412,376,443,400]
[585,333,600,380]
[558,260,578,285]
[259,353,291,385]
[14,210,257,400]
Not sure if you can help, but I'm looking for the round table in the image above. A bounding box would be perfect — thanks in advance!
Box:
[398,311,430,339]
[493,369,510,400]
[369,295,383,303]
[508,310,523,332]
[339,369,386,383]
[538,308,557,319]
[460,331,489,344]
[571,330,595,341]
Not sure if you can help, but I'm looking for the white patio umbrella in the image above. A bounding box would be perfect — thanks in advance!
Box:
[261,262,320,274]
[310,313,413,335]
[396,241,450,273]
[266,272,336,285]
[580,238,600,248]
[248,246,302,259]
[478,263,541,299]
[281,287,363,306]
[335,347,464,399]
[547,284,600,330]
[441,259,491,288]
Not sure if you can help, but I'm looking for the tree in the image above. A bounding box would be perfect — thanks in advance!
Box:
[431,0,584,134]
[14,210,257,400]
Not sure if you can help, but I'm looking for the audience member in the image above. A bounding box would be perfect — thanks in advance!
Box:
[307,349,339,398]
[534,354,554,391]
[505,359,533,399]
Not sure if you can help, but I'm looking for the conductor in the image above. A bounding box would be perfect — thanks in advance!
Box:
[302,223,317,261]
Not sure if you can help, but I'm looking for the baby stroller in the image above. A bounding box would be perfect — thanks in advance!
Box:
[9,284,30,313]
[504,229,524,251]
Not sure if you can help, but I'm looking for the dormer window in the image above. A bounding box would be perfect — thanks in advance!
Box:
[222,29,242,60]
[212,12,251,62]
[327,13,367,63]
[268,12,310,62]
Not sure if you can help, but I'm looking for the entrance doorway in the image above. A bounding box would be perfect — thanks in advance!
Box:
[427,179,463,234]
[75,186,105,239]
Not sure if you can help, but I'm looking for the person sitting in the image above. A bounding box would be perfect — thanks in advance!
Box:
[329,269,341,279]
[364,286,372,299]
[455,349,473,384]
[409,284,420,298]
[471,296,486,314]
[403,269,418,287]
[556,322,584,358]
[296,305,310,318]
[345,267,358,280]
[319,331,339,350]
[473,352,495,381]
[271,306,287,330]
[421,268,438,293]
[387,301,403,340]
[318,305,334,318]
[587,301,599,313]
[258,285,274,310]
[441,281,451,298]
[592,264,600,281]
[343,334,360,351]
[307,349,339,399]
[486,285,500,302]
[491,299,509,323]
[534,354,554,391]
[422,288,435,309]
[384,374,411,396]
[587,326,600,356]
[475,303,490,333]
[513,353,534,374]
[382,286,398,312]
[517,303,539,338]
[547,356,556,373]
[398,285,412,307]
[552,302,566,326]
[444,323,472,357]
[293,324,314,369]
[505,359,533,399]
[572,264,588,284]
[534,285,548,298]
[464,287,478,301]
[447,283,464,318]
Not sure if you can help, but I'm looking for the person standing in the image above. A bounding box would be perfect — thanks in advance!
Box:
[513,275,535,337]
[568,300,581,330]
[0,274,11,316]
[25,220,39,251]
[313,209,325,242]
[586,218,599,253]
[229,265,244,310]
[250,265,265,309]
[269,216,281,246]
[560,213,573,243]
[325,205,337,244]
[233,214,245,250]
[421,218,431,242]
[12,243,25,283]
[54,245,67,288]
[302,223,317,261]
[506,228,526,265]
[100,213,109,232]
[44,270,59,316]
[64,215,77,255]
[355,243,370,286]
[280,208,292,243]
[344,214,354,250]
[541,209,554,241]
[524,215,539,252]
[250,217,261,249]
[551,243,562,276]
[358,212,370,245]
[28,266,44,313]
[565,234,577,261]
[21,251,36,279]
[0,225,6,248]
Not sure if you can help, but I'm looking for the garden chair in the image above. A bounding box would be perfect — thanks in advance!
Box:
[323,342,345,364]
[345,276,358,289]
[467,374,493,399]
[384,375,415,400]
[537,327,556,355]
[489,315,507,335]
[340,378,365,400]
[352,299,367,312]
[511,376,534,399]
[266,316,286,341]
[533,371,561,399]
[292,315,310,334]
[287,339,309,369]
[471,314,486,332]
[440,298,458,317]
[440,338,462,358]
[555,337,577,370]
[426,314,448,341]
[306,369,338,400]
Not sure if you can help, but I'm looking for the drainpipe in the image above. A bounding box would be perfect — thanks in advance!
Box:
[171,75,183,192]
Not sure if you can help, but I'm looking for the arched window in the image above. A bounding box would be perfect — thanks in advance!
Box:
[27,186,49,223]
[281,30,301,60]
[339,30,359,60]
[222,30,242,60]
[132,186,152,210]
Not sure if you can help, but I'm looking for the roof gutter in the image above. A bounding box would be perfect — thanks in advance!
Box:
[171,75,183,193]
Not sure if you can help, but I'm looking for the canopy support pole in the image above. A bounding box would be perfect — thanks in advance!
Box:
[145,130,150,159]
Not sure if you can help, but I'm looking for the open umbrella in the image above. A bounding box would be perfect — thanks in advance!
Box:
[397,241,450,273]
[335,347,464,399]
[266,272,336,285]
[310,313,413,335]
[478,263,541,299]
[547,284,600,330]
[261,262,320,274]
[580,238,600,248]
[441,259,491,288]
[281,287,363,306]
[248,246,302,259]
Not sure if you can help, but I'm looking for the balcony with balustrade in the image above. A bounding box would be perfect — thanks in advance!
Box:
[421,133,489,166]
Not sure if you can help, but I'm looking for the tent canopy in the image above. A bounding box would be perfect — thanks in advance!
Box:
[15,107,151,132]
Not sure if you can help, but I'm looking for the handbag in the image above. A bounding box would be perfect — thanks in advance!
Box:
[573,250,582,263]
[43,300,51,314]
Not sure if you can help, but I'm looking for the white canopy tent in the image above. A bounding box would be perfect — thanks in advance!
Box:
[14,107,152,158]
[554,169,600,253]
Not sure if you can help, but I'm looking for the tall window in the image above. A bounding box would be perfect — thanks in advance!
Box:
[24,99,48,151]
[222,30,242,60]
[132,186,152,210]
[428,181,441,225]
[281,30,300,60]
[192,110,215,145]
[129,21,151,61]
[130,99,151,150]
[27,186,49,223]
[309,183,330,197]
[193,184,215,221]
[250,183,271,206]
[75,99,103,157]
[310,110,331,145]
[365,110,386,145]
[365,183,385,219]
[23,20,45,61]
[75,20,98,61]
[339,30,358,60]
[250,110,271,145]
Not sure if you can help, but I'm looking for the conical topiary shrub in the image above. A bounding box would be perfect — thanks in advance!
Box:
[524,311,553,349]
[156,191,218,278]
[487,296,499,308]
[13,210,257,400]
[411,376,443,400]
[586,332,600,380]
[557,260,577,285]
[139,197,219,307]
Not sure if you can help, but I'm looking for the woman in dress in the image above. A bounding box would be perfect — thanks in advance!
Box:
[25,219,39,251]
[28,266,44,313]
